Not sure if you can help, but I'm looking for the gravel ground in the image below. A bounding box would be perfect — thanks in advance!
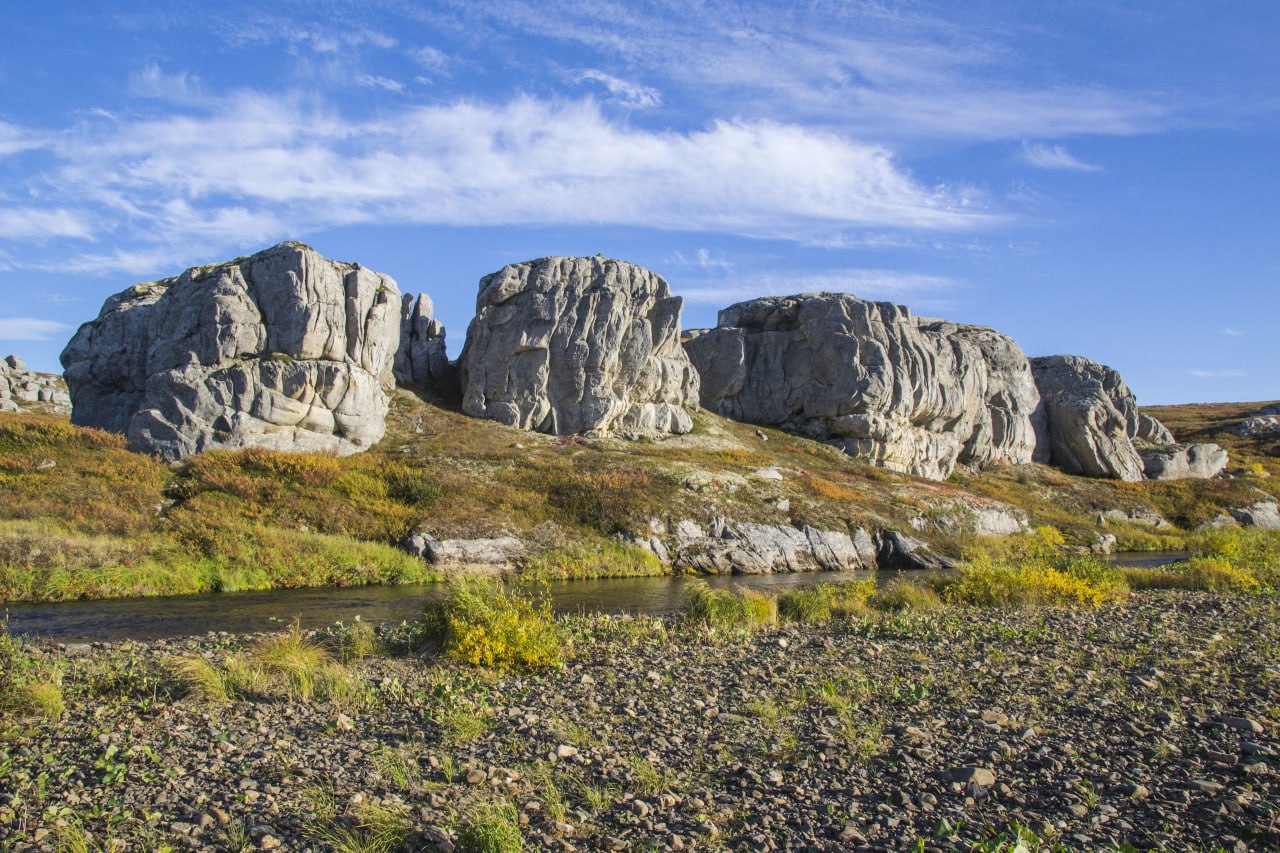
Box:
[3,591,1280,852]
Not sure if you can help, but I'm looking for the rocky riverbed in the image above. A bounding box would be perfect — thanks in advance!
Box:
[3,592,1279,852]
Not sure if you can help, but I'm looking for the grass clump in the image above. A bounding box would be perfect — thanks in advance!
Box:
[777,580,874,624]
[0,631,65,721]
[169,655,231,704]
[423,578,563,672]
[947,554,1126,608]
[523,538,664,579]
[170,622,353,703]
[869,578,942,613]
[457,798,523,853]
[682,580,777,634]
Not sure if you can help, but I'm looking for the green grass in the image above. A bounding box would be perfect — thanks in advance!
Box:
[777,580,874,624]
[682,580,777,634]
[946,554,1128,608]
[169,623,353,703]
[523,538,665,579]
[869,578,942,613]
[456,798,523,853]
[423,577,564,671]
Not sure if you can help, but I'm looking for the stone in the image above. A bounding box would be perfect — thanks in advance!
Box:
[61,242,402,460]
[1030,355,1180,480]
[943,766,996,788]
[394,293,453,390]
[459,256,699,436]
[403,532,525,570]
[1140,443,1228,480]
[670,519,877,574]
[0,354,71,414]
[1222,716,1264,734]
[684,294,1041,480]
[877,530,958,570]
[1230,415,1280,439]
[1228,502,1280,530]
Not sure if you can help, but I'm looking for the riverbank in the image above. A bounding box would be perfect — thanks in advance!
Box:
[3,590,1278,852]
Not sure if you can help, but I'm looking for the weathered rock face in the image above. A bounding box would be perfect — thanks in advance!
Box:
[1230,404,1280,439]
[394,294,452,391]
[1140,443,1229,481]
[0,355,71,413]
[645,516,878,574]
[459,257,699,436]
[1229,502,1280,530]
[403,531,525,571]
[1030,355,1225,481]
[61,242,401,460]
[684,293,1040,480]
[1030,355,1159,481]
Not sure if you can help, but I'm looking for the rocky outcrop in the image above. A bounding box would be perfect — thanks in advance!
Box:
[460,256,699,437]
[1029,355,1151,480]
[1228,502,1280,530]
[0,355,71,413]
[403,532,526,571]
[1230,404,1280,439]
[684,294,1041,480]
[61,242,401,461]
[877,530,959,570]
[1140,443,1229,481]
[1030,355,1225,481]
[637,517,878,574]
[394,294,452,391]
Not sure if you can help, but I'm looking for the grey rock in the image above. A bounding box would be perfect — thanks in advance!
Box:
[1031,355,1180,480]
[1101,506,1169,528]
[684,293,1040,480]
[403,532,526,569]
[670,519,876,574]
[61,242,401,460]
[394,293,452,391]
[1231,415,1280,438]
[877,530,958,570]
[1140,443,1229,480]
[459,256,699,436]
[942,766,996,787]
[1228,502,1280,530]
[0,355,71,413]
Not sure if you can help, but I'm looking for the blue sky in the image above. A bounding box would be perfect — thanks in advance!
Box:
[0,1,1276,404]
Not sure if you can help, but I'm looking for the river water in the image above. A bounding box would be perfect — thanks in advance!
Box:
[2,552,1188,643]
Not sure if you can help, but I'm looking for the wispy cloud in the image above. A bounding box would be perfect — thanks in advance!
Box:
[129,64,204,102]
[679,268,961,308]
[3,93,994,275]
[1188,369,1246,378]
[0,317,71,341]
[574,70,661,108]
[355,73,406,94]
[1018,141,1101,171]
[668,248,733,270]
[0,208,95,240]
[1221,327,1245,337]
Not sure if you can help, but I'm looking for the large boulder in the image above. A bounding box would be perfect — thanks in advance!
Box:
[394,293,452,391]
[0,355,71,413]
[1230,403,1280,439]
[683,293,1041,480]
[459,256,700,436]
[1140,443,1229,480]
[1030,355,1166,481]
[61,242,401,460]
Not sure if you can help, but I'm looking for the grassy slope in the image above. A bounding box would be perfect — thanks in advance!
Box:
[1,393,1277,602]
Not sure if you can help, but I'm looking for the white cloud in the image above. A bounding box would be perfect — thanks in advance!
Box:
[668,248,733,270]
[129,64,203,102]
[410,46,449,73]
[1188,369,1246,378]
[574,70,661,109]
[0,121,49,157]
[0,317,72,341]
[679,268,960,307]
[0,208,94,240]
[355,74,406,94]
[1222,327,1245,337]
[1019,141,1101,172]
[4,94,994,274]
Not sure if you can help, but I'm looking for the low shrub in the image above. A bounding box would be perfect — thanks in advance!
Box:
[947,555,1126,608]
[682,580,777,633]
[1121,556,1261,592]
[423,578,563,671]
[777,581,875,624]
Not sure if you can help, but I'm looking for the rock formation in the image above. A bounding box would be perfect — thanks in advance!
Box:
[61,242,401,461]
[684,293,1040,480]
[459,256,699,436]
[1030,355,1226,481]
[394,294,452,391]
[0,355,71,413]
[638,516,878,574]
[1229,404,1280,439]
